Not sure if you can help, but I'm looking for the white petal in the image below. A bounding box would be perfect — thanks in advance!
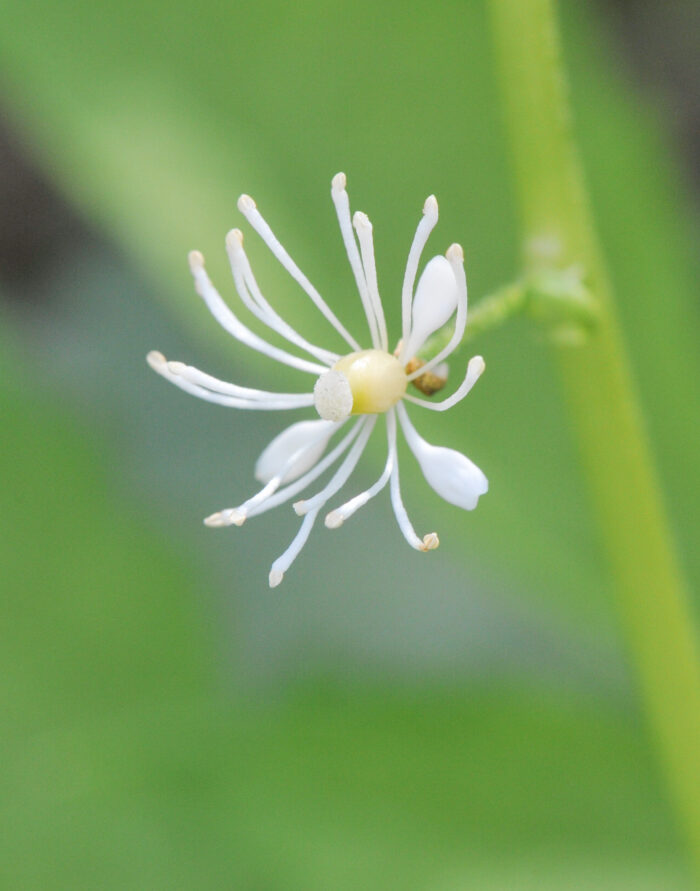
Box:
[255,419,338,484]
[401,255,458,360]
[398,403,487,510]
[406,243,467,380]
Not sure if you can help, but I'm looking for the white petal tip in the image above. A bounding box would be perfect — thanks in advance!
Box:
[324,511,344,529]
[331,172,347,191]
[423,195,438,216]
[228,510,247,527]
[446,243,464,262]
[352,210,371,230]
[421,532,440,551]
[166,360,186,375]
[146,350,166,369]
[188,250,204,270]
[237,194,256,213]
[225,228,244,249]
[269,569,284,588]
[473,477,489,501]
[293,500,307,516]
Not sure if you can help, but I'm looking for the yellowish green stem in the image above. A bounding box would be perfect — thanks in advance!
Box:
[490,0,700,873]
[420,267,597,360]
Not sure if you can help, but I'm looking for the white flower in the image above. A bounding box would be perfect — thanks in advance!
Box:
[148,172,487,587]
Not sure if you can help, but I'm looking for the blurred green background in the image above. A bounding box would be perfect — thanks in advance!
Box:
[0,0,698,887]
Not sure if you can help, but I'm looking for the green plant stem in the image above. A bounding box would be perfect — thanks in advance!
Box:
[419,270,598,362]
[490,0,700,873]
[463,281,526,342]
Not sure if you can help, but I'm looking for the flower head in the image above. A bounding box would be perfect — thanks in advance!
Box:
[148,172,487,586]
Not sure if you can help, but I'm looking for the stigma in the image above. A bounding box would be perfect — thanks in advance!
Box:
[314,349,407,421]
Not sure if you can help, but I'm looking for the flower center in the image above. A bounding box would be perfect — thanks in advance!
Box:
[313,349,407,421]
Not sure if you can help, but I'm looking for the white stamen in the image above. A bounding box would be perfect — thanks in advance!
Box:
[269,567,285,588]
[187,251,327,375]
[267,417,375,585]
[148,351,315,410]
[203,506,246,528]
[313,370,353,422]
[146,350,167,369]
[237,194,361,351]
[211,454,292,527]
[226,229,339,367]
[293,416,376,516]
[401,255,459,362]
[245,419,363,519]
[388,428,436,552]
[330,174,381,348]
[164,359,309,401]
[325,409,396,528]
[401,195,439,354]
[403,355,485,411]
[406,243,467,381]
[268,510,319,587]
[353,211,388,351]
[204,422,344,528]
[203,510,230,528]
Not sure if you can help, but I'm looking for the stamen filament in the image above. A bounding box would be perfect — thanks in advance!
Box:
[188,251,327,375]
[387,408,439,552]
[353,210,389,351]
[269,416,376,587]
[403,355,485,411]
[226,230,339,367]
[147,351,314,410]
[325,409,396,528]
[269,510,319,588]
[162,358,307,401]
[237,194,361,351]
[293,416,376,516]
[245,419,363,519]
[330,173,381,349]
[400,195,438,360]
[204,425,338,527]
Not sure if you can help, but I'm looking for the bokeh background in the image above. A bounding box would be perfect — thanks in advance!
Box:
[1,0,698,888]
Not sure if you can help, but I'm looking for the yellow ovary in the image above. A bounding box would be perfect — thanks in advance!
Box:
[334,349,407,415]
